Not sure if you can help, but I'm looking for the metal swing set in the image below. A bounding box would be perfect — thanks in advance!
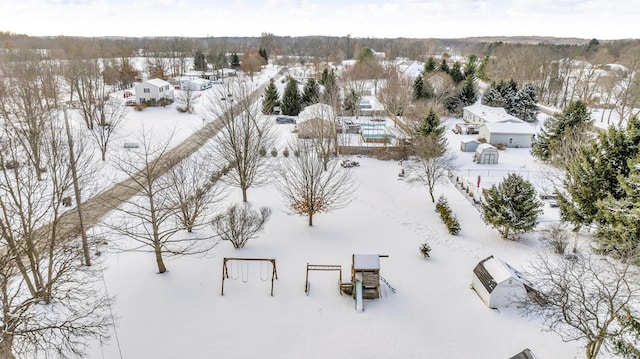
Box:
[221,257,278,296]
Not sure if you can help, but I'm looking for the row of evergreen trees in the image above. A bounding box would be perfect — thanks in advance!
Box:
[482,79,539,122]
[532,99,640,260]
[263,69,339,116]
[412,56,480,117]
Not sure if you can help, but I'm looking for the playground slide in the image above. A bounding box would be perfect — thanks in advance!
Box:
[355,279,364,312]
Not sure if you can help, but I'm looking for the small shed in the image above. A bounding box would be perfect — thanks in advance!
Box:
[471,255,528,309]
[460,139,480,152]
[474,143,499,164]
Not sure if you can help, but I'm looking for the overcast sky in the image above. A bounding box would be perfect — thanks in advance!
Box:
[1,0,637,39]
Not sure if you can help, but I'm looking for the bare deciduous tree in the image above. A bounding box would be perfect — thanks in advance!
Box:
[175,86,199,114]
[0,127,112,358]
[203,81,277,202]
[162,155,226,233]
[0,58,59,180]
[377,65,411,125]
[405,137,457,203]
[277,141,355,226]
[108,130,215,273]
[523,254,640,359]
[211,203,271,249]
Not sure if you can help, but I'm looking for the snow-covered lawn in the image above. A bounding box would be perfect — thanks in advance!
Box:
[87,109,584,358]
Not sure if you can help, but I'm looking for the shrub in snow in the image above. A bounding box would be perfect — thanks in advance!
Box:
[446,216,461,235]
[435,196,460,235]
[259,147,267,157]
[211,204,272,249]
[282,148,290,157]
[419,242,431,258]
[271,148,278,157]
[539,222,571,254]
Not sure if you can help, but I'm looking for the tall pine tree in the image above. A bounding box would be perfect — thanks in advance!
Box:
[301,78,320,107]
[481,173,543,239]
[281,77,301,116]
[559,115,640,230]
[413,75,425,100]
[532,100,591,162]
[230,53,240,69]
[262,80,280,115]
[424,57,437,73]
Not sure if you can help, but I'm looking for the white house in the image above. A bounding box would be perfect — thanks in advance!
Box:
[463,103,523,125]
[471,256,528,309]
[478,122,537,148]
[135,78,174,105]
[474,143,499,164]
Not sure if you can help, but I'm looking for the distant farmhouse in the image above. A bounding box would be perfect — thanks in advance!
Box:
[135,78,174,105]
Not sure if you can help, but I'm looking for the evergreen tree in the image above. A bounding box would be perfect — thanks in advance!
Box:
[301,78,320,107]
[463,60,477,80]
[262,80,280,115]
[559,116,640,231]
[439,59,449,73]
[614,307,640,358]
[416,108,445,139]
[515,83,539,122]
[449,61,465,84]
[258,48,268,63]
[424,57,437,73]
[593,159,640,259]
[475,56,490,81]
[230,53,240,69]
[481,173,543,239]
[193,49,207,72]
[531,100,591,162]
[281,77,301,116]
[415,107,447,157]
[413,75,424,100]
[482,85,507,107]
[319,68,340,106]
[445,78,478,117]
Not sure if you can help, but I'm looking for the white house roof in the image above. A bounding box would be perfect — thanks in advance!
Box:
[464,103,523,123]
[298,103,334,123]
[476,143,497,152]
[482,122,537,135]
[482,257,519,284]
[144,78,171,88]
[353,254,380,270]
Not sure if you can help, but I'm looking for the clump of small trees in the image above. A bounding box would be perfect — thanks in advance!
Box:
[435,196,461,235]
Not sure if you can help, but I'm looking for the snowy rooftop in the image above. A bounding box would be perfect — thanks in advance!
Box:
[482,122,537,135]
[464,103,524,123]
[481,256,521,284]
[143,78,171,88]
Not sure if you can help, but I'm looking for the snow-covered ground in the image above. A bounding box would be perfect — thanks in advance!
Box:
[85,81,588,358]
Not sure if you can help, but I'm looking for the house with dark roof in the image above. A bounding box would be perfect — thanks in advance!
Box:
[471,255,528,309]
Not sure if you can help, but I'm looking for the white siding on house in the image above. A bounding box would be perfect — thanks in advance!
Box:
[135,78,174,104]
[478,123,536,148]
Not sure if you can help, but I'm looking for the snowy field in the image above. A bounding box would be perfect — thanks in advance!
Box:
[85,85,589,358]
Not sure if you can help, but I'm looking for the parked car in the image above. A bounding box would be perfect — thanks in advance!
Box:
[340,159,360,168]
[276,116,295,124]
